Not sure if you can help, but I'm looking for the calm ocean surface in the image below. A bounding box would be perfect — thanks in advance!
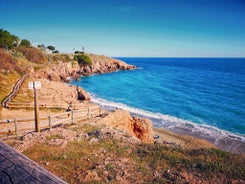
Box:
[71,58,245,152]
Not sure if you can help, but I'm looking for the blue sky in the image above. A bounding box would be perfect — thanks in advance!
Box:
[1,0,245,57]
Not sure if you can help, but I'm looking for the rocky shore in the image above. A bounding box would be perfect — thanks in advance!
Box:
[35,54,136,82]
[0,53,222,149]
[1,52,244,184]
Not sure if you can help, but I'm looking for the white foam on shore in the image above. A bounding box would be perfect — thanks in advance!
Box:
[91,95,245,153]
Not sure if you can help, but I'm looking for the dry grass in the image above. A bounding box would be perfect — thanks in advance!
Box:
[0,71,20,103]
[51,54,73,63]
[17,47,47,64]
[22,123,245,184]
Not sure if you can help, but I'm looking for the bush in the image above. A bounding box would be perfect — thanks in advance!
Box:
[47,45,55,51]
[74,51,84,54]
[52,50,59,53]
[74,54,92,66]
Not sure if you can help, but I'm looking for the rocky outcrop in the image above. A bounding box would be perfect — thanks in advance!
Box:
[89,54,136,74]
[35,54,136,82]
[76,86,90,101]
[98,109,153,144]
[132,116,153,144]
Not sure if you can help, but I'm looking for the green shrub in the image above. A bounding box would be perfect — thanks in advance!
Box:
[20,39,31,48]
[74,54,92,66]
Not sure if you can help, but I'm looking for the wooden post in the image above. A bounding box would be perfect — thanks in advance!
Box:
[48,116,51,130]
[34,82,40,132]
[14,118,18,138]
[71,110,74,124]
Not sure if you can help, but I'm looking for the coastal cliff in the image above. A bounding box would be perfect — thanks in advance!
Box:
[35,54,136,81]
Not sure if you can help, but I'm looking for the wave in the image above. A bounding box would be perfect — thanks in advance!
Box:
[91,94,245,154]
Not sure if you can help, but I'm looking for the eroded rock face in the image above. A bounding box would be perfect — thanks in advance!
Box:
[89,55,136,74]
[132,116,153,144]
[35,54,136,82]
[98,109,153,144]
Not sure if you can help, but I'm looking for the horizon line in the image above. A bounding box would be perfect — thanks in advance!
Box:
[113,56,245,59]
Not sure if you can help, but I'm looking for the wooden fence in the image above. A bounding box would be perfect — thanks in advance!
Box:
[5,102,86,110]
[0,106,104,138]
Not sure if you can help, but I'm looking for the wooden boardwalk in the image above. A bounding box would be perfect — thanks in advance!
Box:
[0,141,67,184]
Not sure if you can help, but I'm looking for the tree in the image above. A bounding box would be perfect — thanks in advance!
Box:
[74,50,84,54]
[0,29,19,49]
[20,39,31,47]
[47,45,55,51]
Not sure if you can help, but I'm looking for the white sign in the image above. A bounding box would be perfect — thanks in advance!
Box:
[28,81,41,89]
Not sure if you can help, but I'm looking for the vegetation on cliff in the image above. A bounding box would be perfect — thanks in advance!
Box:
[74,54,92,66]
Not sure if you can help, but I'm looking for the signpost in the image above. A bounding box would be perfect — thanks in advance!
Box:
[29,81,41,132]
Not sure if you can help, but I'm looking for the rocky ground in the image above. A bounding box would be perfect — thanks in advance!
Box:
[5,113,244,184]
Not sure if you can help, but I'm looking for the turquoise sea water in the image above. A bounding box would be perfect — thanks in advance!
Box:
[71,58,245,152]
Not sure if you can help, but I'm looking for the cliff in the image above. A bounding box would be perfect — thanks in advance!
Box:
[35,54,136,81]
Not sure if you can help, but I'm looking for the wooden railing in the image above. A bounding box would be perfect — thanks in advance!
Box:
[0,106,105,138]
[2,74,29,108]
[5,102,87,110]
[0,141,68,183]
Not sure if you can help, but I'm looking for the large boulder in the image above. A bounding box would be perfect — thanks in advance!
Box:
[76,86,90,101]
[98,109,153,144]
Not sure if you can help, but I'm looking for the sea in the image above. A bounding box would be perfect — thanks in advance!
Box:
[71,58,245,153]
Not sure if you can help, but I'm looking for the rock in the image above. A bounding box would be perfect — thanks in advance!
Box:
[89,138,99,144]
[76,86,90,101]
[84,170,101,181]
[132,116,153,144]
[98,109,153,144]
[89,54,136,74]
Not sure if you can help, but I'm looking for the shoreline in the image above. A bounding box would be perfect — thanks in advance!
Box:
[1,51,244,154]
[88,94,245,154]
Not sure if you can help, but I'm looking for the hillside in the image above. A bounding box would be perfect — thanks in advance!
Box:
[0,47,135,112]
[0,30,244,184]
